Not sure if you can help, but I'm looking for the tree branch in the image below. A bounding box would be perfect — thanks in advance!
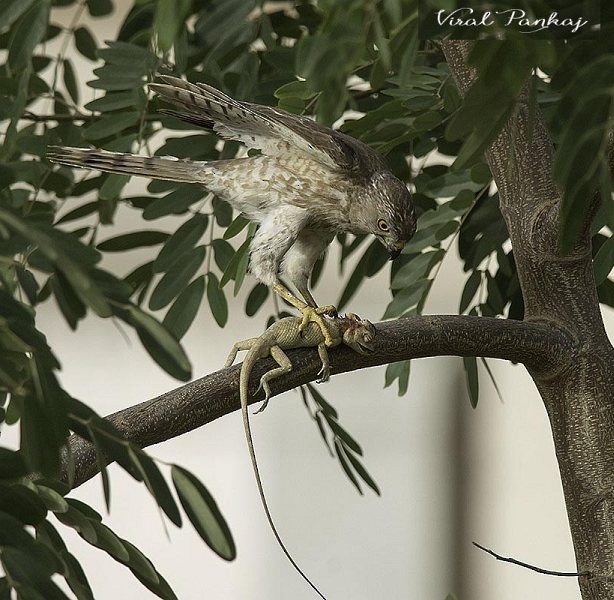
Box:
[66,315,572,488]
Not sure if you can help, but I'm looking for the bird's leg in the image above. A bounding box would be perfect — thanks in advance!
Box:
[272,281,337,346]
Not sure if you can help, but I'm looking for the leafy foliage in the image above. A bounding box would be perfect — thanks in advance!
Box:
[0,0,612,597]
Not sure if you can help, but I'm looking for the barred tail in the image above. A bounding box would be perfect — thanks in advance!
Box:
[46,146,206,184]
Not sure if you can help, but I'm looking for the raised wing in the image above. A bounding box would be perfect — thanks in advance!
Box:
[149,76,384,174]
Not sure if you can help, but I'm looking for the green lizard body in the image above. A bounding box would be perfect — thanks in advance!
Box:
[224,313,376,599]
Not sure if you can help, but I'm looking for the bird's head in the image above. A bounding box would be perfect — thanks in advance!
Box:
[351,172,416,260]
[341,313,376,355]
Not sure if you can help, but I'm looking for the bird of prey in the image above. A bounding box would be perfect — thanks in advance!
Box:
[48,76,416,342]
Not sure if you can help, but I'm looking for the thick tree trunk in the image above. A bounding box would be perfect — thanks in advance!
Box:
[443,41,614,600]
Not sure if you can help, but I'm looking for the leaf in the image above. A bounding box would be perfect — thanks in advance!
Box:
[153,214,208,273]
[245,283,268,317]
[463,356,479,408]
[213,198,233,227]
[171,465,236,561]
[98,231,169,252]
[333,440,362,495]
[74,27,98,61]
[163,276,205,340]
[0,448,27,479]
[128,449,182,527]
[126,304,191,381]
[143,186,206,221]
[0,0,37,30]
[83,111,140,141]
[325,418,362,456]
[223,214,249,240]
[86,0,113,18]
[211,239,235,272]
[384,360,411,396]
[85,91,141,113]
[149,245,206,310]
[154,0,192,52]
[206,272,228,327]
[344,449,380,496]
[459,270,481,313]
[220,238,250,287]
[63,60,79,104]
[306,383,338,419]
[8,0,50,71]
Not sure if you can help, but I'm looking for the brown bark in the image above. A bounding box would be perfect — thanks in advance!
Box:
[443,40,614,600]
[67,315,571,487]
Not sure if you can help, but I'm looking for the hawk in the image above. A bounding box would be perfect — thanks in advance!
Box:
[48,76,416,342]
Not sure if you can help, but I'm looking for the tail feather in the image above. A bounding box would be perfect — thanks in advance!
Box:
[47,146,206,184]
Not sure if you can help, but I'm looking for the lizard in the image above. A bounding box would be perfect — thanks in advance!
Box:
[224,312,377,600]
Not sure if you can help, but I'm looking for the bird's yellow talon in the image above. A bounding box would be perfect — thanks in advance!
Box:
[298,305,338,346]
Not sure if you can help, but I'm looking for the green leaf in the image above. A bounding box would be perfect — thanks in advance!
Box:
[171,465,236,561]
[325,418,362,456]
[85,91,141,113]
[223,215,249,240]
[74,27,98,61]
[143,186,206,221]
[594,235,614,286]
[0,448,27,479]
[459,270,481,313]
[154,0,192,52]
[0,483,47,525]
[206,272,228,326]
[0,0,37,30]
[128,449,182,527]
[153,214,208,273]
[384,360,410,396]
[463,356,479,408]
[211,239,235,272]
[83,111,140,141]
[163,276,205,340]
[8,0,50,71]
[344,449,380,496]
[86,0,113,17]
[149,245,207,311]
[333,440,362,495]
[220,238,250,287]
[213,198,233,227]
[98,231,169,252]
[63,60,79,104]
[245,283,268,317]
[126,305,191,381]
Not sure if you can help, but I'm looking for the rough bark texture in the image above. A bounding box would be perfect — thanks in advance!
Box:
[67,315,571,487]
[443,41,614,600]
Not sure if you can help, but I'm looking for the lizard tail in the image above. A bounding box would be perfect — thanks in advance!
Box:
[47,146,208,184]
[240,358,328,600]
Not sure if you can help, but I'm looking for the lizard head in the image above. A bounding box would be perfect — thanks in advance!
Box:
[342,313,376,355]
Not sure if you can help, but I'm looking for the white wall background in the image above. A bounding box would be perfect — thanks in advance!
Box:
[6,3,614,599]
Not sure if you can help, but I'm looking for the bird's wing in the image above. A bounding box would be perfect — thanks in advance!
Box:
[149,76,368,172]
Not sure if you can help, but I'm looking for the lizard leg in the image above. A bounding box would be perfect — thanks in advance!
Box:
[272,281,337,347]
[224,338,258,368]
[254,345,292,414]
[316,343,331,383]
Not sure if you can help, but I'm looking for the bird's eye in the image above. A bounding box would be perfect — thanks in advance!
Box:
[377,219,389,232]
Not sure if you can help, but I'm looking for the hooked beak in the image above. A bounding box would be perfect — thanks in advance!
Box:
[387,242,404,261]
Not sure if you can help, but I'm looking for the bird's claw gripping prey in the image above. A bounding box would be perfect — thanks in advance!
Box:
[298,305,338,346]
[47,75,417,329]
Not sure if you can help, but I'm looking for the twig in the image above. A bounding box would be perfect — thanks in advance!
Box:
[472,541,590,578]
